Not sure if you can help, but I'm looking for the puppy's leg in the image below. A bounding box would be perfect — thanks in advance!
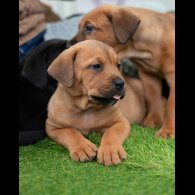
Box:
[139,69,165,128]
[156,72,175,138]
[46,124,98,162]
[97,119,130,166]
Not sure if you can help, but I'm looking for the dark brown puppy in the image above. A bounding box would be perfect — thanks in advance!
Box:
[46,40,146,166]
[68,4,175,138]
[19,39,68,145]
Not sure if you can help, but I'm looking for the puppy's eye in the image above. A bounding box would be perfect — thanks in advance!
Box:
[88,64,101,71]
[117,64,121,69]
[86,24,94,34]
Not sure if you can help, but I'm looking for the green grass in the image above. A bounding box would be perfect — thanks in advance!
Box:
[19,125,175,195]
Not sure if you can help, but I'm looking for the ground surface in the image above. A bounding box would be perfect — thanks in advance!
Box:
[19,125,175,195]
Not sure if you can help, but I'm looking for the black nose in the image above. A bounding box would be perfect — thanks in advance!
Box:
[66,39,76,48]
[112,79,125,90]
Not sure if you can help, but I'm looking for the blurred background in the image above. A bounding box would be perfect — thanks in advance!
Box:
[19,0,175,62]
[41,0,175,19]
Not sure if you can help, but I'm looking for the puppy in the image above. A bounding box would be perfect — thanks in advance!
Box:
[19,39,67,145]
[68,4,175,138]
[46,40,146,166]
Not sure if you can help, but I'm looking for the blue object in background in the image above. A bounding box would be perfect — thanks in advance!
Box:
[19,30,46,62]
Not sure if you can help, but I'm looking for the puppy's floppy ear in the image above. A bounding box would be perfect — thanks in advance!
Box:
[107,8,140,44]
[48,48,77,88]
[21,40,68,89]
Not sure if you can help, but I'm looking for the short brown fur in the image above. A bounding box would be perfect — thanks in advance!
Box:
[46,40,146,166]
[69,5,175,138]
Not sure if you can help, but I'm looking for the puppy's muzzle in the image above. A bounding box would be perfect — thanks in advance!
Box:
[112,79,124,91]
[90,78,125,106]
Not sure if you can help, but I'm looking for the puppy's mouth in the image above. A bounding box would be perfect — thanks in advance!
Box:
[89,93,125,106]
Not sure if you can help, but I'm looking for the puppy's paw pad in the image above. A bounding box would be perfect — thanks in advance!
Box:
[97,144,127,166]
[70,141,98,162]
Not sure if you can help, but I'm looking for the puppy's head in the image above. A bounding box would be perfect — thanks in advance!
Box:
[48,40,125,106]
[67,4,140,48]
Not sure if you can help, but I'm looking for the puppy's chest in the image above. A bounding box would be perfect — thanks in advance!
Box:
[61,110,112,135]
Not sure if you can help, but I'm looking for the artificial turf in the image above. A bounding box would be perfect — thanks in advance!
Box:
[19,125,175,195]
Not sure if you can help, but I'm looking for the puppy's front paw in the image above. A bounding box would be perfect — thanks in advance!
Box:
[97,144,127,166]
[70,140,98,162]
[155,127,175,138]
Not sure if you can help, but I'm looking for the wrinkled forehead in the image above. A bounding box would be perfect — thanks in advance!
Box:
[74,41,119,65]
[79,10,108,28]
